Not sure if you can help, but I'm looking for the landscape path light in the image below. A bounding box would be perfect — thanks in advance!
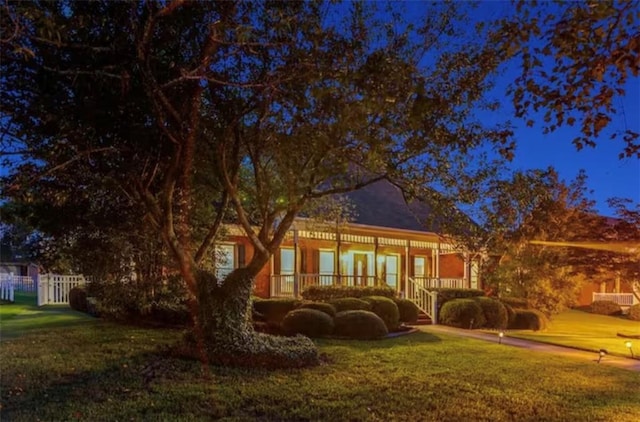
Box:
[498,331,504,344]
[597,349,607,363]
[625,341,634,358]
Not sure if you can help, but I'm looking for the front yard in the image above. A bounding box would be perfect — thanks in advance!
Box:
[507,309,640,358]
[1,314,638,421]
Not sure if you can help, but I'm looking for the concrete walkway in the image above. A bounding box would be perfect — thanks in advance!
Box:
[422,324,640,372]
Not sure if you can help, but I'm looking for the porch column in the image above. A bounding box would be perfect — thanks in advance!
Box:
[374,237,379,285]
[293,228,300,298]
[436,240,441,288]
[404,240,409,299]
[336,232,342,285]
[463,252,470,289]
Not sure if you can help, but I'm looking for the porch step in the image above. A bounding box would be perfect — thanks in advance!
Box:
[408,311,432,326]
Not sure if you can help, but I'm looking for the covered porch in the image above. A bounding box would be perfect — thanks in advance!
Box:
[269,227,479,298]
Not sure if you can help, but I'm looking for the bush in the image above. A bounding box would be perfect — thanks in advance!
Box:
[252,298,301,324]
[361,296,400,331]
[395,298,420,324]
[431,288,485,313]
[628,304,640,321]
[473,297,508,329]
[502,302,516,328]
[333,310,388,340]
[69,287,88,313]
[499,297,529,309]
[590,300,622,316]
[510,309,549,331]
[302,285,396,301]
[146,302,191,326]
[327,297,371,312]
[297,301,337,317]
[281,309,334,338]
[439,299,486,329]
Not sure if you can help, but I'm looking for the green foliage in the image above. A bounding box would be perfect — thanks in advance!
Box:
[395,298,420,324]
[439,299,486,329]
[361,296,400,331]
[252,298,301,325]
[297,301,337,318]
[511,309,549,331]
[589,300,622,316]
[431,288,485,312]
[302,285,396,301]
[626,304,640,321]
[281,309,334,338]
[473,297,508,329]
[502,302,517,327]
[333,310,388,340]
[500,297,529,309]
[69,287,88,313]
[327,297,371,312]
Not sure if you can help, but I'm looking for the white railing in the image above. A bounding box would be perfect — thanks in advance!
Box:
[0,273,37,292]
[38,274,88,306]
[407,277,438,324]
[592,293,637,306]
[0,279,15,302]
[414,277,468,290]
[270,274,388,298]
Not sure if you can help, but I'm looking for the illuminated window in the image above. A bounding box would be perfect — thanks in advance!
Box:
[414,256,425,278]
[280,248,294,275]
[319,250,334,285]
[215,244,235,279]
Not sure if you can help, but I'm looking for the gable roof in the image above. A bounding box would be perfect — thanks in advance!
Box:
[342,178,440,233]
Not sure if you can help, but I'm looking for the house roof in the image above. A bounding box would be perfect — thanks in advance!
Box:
[342,179,441,233]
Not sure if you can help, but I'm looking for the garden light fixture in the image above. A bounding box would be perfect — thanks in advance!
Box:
[498,331,504,344]
[597,349,607,363]
[625,341,634,358]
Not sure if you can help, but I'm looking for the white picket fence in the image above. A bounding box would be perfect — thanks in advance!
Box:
[38,274,89,306]
[1,279,15,302]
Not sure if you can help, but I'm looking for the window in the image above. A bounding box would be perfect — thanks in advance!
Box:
[319,250,335,285]
[414,256,426,278]
[280,248,294,275]
[215,244,235,279]
[385,255,398,288]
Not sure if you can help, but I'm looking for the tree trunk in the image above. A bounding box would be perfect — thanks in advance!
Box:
[189,268,319,368]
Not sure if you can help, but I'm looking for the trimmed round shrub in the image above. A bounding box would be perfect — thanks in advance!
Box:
[333,310,388,340]
[590,300,622,316]
[395,298,420,324]
[439,299,486,329]
[502,302,516,328]
[499,297,529,309]
[69,287,88,313]
[297,301,337,318]
[510,309,549,331]
[628,303,640,321]
[252,298,301,324]
[327,297,371,312]
[361,296,400,331]
[432,288,485,313]
[281,309,334,338]
[473,297,508,329]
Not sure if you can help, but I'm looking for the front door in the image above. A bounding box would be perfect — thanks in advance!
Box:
[354,253,368,286]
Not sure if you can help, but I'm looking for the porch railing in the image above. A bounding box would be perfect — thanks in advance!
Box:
[413,277,468,290]
[592,292,636,306]
[270,274,387,297]
[407,277,438,324]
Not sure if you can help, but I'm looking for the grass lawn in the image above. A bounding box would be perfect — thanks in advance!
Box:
[0,292,95,340]
[507,309,640,358]
[1,321,639,421]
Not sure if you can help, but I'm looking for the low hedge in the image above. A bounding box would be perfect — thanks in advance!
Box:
[473,297,508,329]
[499,297,529,309]
[297,301,337,318]
[252,298,301,324]
[627,303,640,321]
[333,310,388,340]
[590,300,622,316]
[361,296,400,331]
[502,302,516,328]
[327,297,371,312]
[281,308,334,338]
[395,298,419,324]
[510,309,549,331]
[439,299,486,329]
[302,285,395,301]
[430,288,485,312]
[145,303,191,326]
[69,286,88,313]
